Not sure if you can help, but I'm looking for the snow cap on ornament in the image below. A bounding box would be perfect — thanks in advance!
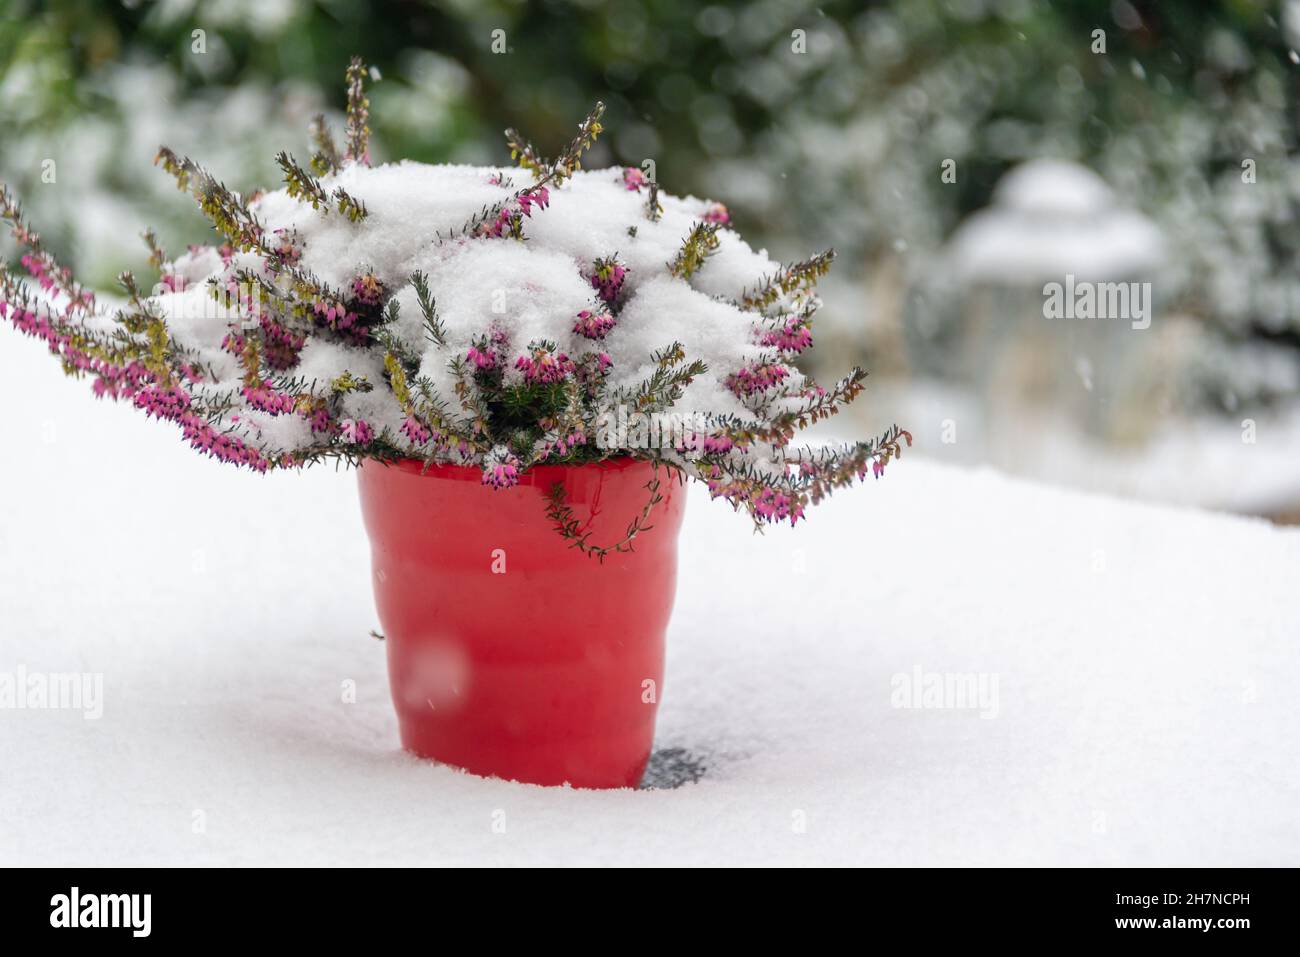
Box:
[947,159,1165,285]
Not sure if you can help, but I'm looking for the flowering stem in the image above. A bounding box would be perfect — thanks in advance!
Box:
[545,467,672,562]
[345,56,372,165]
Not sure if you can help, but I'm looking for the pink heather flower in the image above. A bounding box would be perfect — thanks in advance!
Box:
[308,406,332,433]
[481,448,521,489]
[351,273,383,306]
[256,318,305,371]
[517,186,549,215]
[481,206,519,238]
[574,351,613,386]
[751,487,804,525]
[726,362,790,397]
[84,358,148,401]
[19,250,89,310]
[270,229,299,264]
[759,316,813,354]
[541,430,588,459]
[242,384,296,416]
[515,348,574,384]
[11,306,48,338]
[703,202,730,225]
[313,300,359,330]
[340,418,374,445]
[573,308,617,340]
[590,256,628,304]
[480,187,551,238]
[680,432,735,455]
[178,412,269,472]
[622,167,647,191]
[704,479,803,527]
[467,345,500,371]
[314,301,332,320]
[133,386,191,422]
[20,253,50,290]
[401,416,432,446]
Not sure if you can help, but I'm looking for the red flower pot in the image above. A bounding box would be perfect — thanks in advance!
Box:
[357,457,687,789]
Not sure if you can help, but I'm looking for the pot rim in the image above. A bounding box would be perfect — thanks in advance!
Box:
[365,454,657,486]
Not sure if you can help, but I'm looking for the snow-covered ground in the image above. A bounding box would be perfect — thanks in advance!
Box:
[1,327,1297,866]
[868,379,1300,518]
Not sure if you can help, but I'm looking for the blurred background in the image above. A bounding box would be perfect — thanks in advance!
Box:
[2,0,1298,519]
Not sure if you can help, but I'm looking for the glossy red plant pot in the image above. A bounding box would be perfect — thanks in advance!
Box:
[357,457,687,789]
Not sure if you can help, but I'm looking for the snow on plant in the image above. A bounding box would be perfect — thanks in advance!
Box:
[0,58,909,556]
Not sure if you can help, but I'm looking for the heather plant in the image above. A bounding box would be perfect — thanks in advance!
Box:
[0,58,909,556]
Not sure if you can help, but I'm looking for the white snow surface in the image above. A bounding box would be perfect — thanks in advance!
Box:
[1,333,1297,866]
[873,378,1300,516]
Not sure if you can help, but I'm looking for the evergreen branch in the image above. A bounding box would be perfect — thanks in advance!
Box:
[374,326,420,378]
[278,262,345,319]
[668,221,721,280]
[382,295,400,327]
[0,181,97,314]
[443,202,509,240]
[448,102,605,242]
[504,128,549,180]
[685,422,909,529]
[616,341,708,413]
[545,468,669,562]
[141,228,167,272]
[646,180,663,222]
[383,352,415,407]
[741,249,836,312]
[116,270,150,314]
[1,266,175,391]
[308,114,341,175]
[344,57,372,165]
[276,151,331,210]
[153,146,193,192]
[333,187,368,222]
[409,270,446,345]
[330,370,373,395]
[447,354,495,434]
[716,368,869,448]
[547,101,605,188]
[155,146,266,252]
[403,365,490,454]
[259,141,365,228]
